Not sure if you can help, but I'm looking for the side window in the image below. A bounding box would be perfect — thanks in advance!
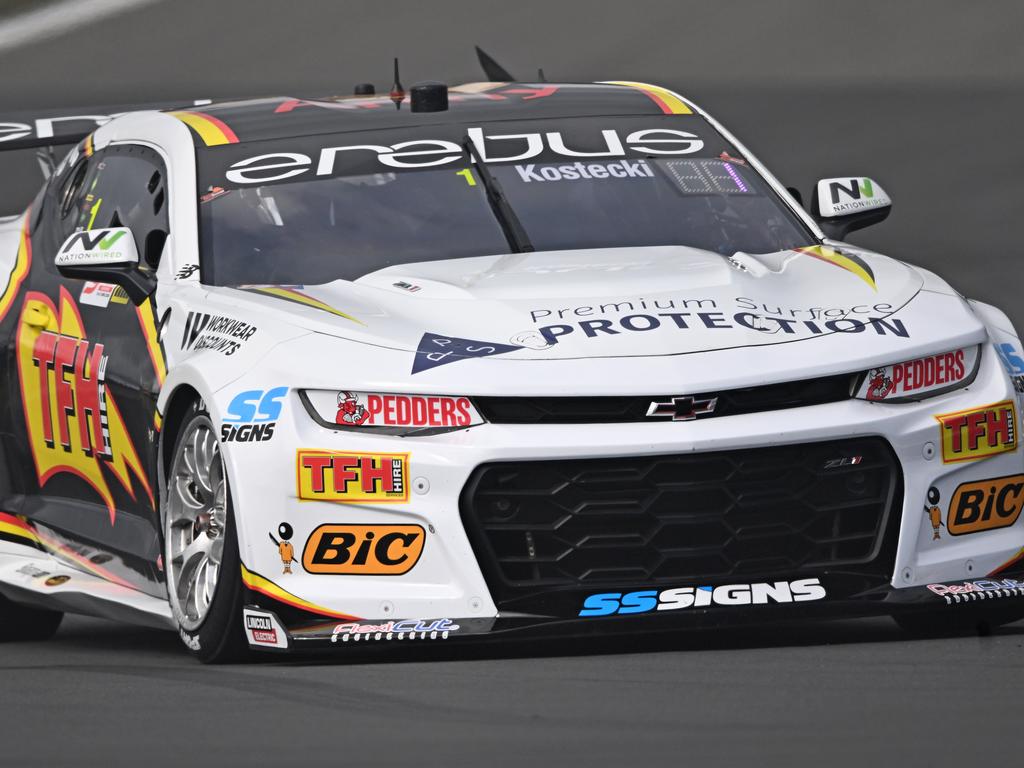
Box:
[60,144,169,268]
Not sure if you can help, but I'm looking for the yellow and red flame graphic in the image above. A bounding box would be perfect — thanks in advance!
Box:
[16,288,152,524]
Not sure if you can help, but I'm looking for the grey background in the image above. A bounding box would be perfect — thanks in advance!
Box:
[1,2,1022,766]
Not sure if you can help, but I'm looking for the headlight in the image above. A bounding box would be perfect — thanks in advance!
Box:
[855,345,980,402]
[299,390,485,435]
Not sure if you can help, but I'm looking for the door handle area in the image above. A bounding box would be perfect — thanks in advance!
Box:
[22,300,53,329]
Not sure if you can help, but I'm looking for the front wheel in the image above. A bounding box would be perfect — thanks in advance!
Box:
[164,401,249,663]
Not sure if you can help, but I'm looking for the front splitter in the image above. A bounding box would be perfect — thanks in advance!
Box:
[241,572,1024,653]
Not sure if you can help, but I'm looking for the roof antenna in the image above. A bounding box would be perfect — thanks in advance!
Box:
[537,67,547,83]
[389,57,405,109]
[475,45,515,82]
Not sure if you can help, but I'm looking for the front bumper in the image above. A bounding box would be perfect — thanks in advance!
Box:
[219,341,1024,642]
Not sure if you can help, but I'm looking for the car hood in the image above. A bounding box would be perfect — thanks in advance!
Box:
[220,244,941,358]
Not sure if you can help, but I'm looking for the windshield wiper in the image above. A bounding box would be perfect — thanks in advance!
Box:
[461,136,534,254]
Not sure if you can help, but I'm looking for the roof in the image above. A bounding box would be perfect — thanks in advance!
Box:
[170,82,698,147]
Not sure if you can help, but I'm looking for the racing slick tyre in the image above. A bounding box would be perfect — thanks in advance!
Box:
[0,593,62,641]
[164,401,249,664]
[894,604,1024,637]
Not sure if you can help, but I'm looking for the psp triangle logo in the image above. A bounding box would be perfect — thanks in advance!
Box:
[412,332,522,374]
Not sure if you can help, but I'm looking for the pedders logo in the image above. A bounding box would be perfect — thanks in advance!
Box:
[297,450,408,503]
[859,347,976,402]
[935,400,1017,463]
[333,391,479,428]
[947,475,1024,535]
[16,289,153,523]
[303,524,425,574]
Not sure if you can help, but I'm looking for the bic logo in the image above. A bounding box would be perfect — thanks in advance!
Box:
[221,387,287,442]
[948,475,1024,535]
[936,400,1017,463]
[303,524,425,574]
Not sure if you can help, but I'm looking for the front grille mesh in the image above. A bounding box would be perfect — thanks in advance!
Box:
[460,438,900,608]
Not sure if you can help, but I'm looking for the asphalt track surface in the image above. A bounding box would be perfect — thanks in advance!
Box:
[1,2,1023,765]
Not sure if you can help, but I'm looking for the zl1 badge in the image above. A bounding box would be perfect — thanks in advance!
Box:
[935,400,1017,463]
[297,450,408,503]
[303,524,425,574]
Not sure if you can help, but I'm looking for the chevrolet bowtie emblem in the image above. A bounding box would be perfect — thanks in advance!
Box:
[646,395,718,421]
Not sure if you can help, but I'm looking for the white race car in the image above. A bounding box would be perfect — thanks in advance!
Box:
[1,76,1022,662]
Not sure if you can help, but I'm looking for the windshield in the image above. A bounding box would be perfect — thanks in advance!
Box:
[197,118,814,286]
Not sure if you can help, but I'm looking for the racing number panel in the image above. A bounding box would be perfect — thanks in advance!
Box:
[0,141,168,595]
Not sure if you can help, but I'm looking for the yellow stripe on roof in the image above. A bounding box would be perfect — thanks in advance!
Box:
[605,81,693,114]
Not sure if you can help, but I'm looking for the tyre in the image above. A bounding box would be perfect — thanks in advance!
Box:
[164,400,249,663]
[0,592,62,642]
[894,604,1024,637]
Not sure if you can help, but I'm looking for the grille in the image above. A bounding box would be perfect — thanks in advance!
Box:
[460,437,901,611]
[472,373,856,424]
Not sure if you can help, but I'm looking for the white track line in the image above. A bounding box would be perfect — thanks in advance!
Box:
[0,0,163,55]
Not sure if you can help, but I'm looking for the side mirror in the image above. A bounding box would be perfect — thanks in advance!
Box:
[54,227,156,305]
[810,176,891,240]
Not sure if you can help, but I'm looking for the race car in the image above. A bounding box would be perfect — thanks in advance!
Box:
[1,68,1023,663]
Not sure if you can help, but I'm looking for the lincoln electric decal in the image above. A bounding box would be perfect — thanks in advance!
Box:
[16,288,152,523]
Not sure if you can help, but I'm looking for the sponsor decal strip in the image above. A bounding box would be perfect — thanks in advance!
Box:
[239,287,363,324]
[0,512,134,587]
[240,563,360,620]
[37,531,136,589]
[135,298,166,386]
[169,110,239,147]
[0,214,32,325]
[135,299,166,429]
[796,245,876,291]
[606,81,693,115]
[989,547,1024,576]
[0,511,43,551]
[928,578,1024,605]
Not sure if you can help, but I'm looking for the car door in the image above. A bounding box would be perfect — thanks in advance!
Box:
[10,141,169,594]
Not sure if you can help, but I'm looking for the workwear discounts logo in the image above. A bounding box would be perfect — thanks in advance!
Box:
[180,311,257,356]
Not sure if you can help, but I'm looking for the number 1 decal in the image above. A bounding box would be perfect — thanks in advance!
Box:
[456,169,476,186]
